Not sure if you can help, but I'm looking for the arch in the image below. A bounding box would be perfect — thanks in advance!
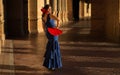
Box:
[72,0,80,21]
[3,0,29,39]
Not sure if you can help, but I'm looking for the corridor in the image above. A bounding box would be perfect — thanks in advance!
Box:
[0,21,120,75]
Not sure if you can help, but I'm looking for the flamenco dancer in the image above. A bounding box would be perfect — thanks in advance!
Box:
[41,4,62,70]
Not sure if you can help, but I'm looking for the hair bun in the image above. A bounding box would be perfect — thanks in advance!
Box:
[41,8,49,14]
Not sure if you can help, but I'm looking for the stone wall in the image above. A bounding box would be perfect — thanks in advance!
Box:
[91,0,105,36]
[91,0,120,42]
[105,0,120,42]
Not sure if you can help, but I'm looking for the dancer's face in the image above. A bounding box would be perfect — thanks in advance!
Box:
[47,6,52,13]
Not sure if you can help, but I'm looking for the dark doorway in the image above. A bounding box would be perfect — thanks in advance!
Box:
[3,0,29,39]
[72,0,80,21]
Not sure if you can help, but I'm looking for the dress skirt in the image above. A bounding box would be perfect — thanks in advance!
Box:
[43,30,62,69]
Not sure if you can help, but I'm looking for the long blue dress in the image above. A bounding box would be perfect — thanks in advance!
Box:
[43,14,62,69]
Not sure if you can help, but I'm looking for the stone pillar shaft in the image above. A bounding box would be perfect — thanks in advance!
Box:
[80,1,84,20]
[37,0,44,33]
[0,0,5,40]
[67,0,73,21]
[53,0,57,16]
[46,0,50,4]
[57,0,62,24]
[28,0,38,34]
[61,0,65,23]
[64,0,68,22]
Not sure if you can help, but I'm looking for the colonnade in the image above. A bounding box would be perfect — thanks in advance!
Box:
[0,0,120,42]
[49,0,68,24]
[28,0,68,33]
[79,0,91,20]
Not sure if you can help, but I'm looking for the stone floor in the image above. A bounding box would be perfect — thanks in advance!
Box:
[0,21,120,75]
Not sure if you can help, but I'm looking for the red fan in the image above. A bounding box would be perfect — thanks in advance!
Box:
[48,28,62,36]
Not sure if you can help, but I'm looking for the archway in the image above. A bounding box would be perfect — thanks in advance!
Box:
[72,0,91,21]
[3,0,29,39]
[72,0,80,21]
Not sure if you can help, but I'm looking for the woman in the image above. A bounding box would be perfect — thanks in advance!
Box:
[41,4,62,70]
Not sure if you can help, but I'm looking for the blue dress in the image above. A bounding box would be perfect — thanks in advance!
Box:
[43,14,62,69]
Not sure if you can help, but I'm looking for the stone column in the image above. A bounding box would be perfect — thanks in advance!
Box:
[57,0,62,24]
[64,0,68,23]
[46,0,50,4]
[88,3,91,20]
[80,1,84,20]
[84,1,91,20]
[38,0,50,33]
[61,0,65,24]
[67,0,73,21]
[62,0,68,23]
[0,0,5,54]
[28,0,38,34]
[37,0,44,33]
[52,0,57,16]
[0,0,5,40]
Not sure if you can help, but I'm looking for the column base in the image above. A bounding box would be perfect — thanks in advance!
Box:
[29,30,38,34]
[64,12,68,23]
[62,11,66,24]
[53,11,57,16]
[0,34,5,40]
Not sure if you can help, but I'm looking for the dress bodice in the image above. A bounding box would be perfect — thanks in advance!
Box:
[45,14,55,28]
